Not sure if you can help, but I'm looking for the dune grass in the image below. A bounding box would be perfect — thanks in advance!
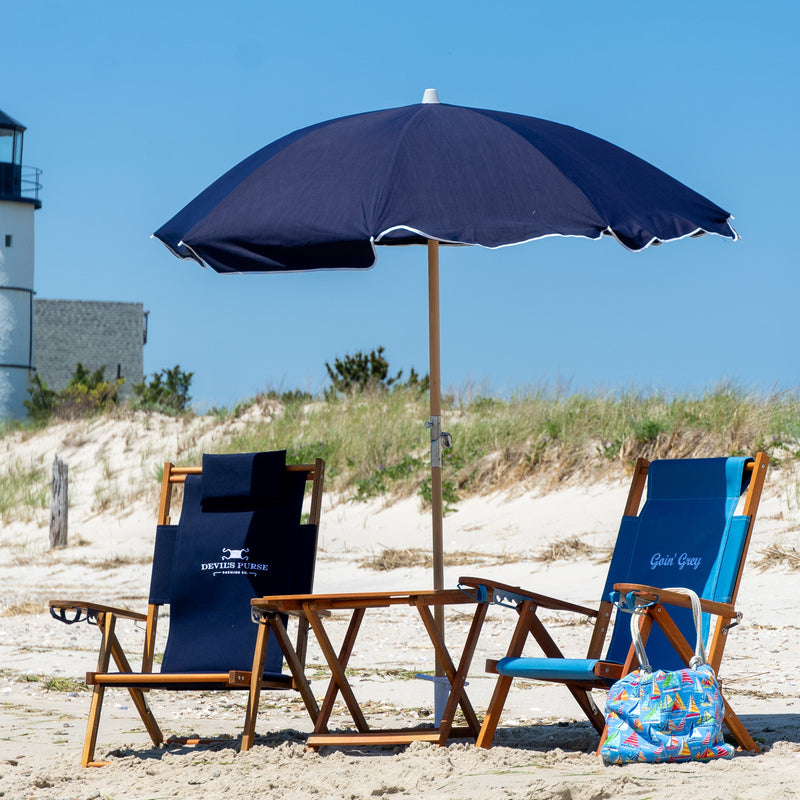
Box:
[209,383,800,506]
[0,460,49,523]
[2,383,798,518]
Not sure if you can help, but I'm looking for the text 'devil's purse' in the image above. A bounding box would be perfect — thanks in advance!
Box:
[601,588,735,765]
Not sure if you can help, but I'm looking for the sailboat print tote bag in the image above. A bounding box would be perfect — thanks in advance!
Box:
[601,588,735,765]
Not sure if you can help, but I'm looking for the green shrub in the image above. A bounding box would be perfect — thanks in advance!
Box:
[325,347,402,395]
[25,364,123,422]
[24,373,58,425]
[133,365,193,413]
[57,364,123,418]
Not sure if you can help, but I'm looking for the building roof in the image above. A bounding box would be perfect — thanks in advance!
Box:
[0,109,26,131]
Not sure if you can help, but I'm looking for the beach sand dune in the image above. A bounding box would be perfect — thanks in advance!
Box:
[1,414,799,798]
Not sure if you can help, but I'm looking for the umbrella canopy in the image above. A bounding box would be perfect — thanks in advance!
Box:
[155,90,736,274]
[154,91,737,673]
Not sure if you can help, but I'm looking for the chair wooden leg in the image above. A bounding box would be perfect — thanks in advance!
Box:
[81,612,115,767]
[524,608,605,733]
[649,603,760,753]
[570,687,604,736]
[721,693,761,753]
[241,615,271,752]
[81,684,106,767]
[476,600,538,748]
[476,674,513,749]
[108,635,162,746]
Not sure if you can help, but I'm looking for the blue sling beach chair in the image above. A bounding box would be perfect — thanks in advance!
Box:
[49,450,324,766]
[459,453,768,752]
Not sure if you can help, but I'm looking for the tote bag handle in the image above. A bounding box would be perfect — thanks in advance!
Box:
[630,587,706,673]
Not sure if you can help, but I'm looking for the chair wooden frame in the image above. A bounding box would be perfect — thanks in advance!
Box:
[49,457,324,767]
[462,452,769,753]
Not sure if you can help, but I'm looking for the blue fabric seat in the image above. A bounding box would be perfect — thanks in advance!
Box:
[50,451,325,766]
[459,453,769,752]
[495,658,599,683]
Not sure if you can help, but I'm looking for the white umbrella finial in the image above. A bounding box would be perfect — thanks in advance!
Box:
[422,88,440,104]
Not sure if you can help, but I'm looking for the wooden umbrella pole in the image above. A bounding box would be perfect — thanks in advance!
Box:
[427,239,443,592]
[427,240,446,682]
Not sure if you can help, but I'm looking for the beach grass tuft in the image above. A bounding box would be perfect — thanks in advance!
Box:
[1,600,45,616]
[755,543,800,572]
[533,536,596,563]
[0,459,49,523]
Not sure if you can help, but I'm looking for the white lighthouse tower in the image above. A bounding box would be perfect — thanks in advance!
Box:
[0,109,41,422]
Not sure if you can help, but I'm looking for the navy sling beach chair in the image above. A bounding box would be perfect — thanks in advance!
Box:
[460,453,768,752]
[49,451,324,766]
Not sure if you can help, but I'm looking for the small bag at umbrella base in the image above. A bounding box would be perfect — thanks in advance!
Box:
[600,588,735,765]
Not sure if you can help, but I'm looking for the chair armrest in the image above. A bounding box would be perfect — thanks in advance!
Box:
[458,576,598,617]
[612,583,737,619]
[49,600,147,624]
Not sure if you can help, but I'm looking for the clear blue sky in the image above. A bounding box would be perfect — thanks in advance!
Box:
[4,1,798,410]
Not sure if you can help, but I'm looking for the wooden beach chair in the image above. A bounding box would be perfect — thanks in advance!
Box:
[49,451,324,766]
[460,453,768,752]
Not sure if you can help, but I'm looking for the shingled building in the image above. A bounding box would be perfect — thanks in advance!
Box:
[33,300,148,398]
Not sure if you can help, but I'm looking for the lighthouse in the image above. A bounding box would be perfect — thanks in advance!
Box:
[0,108,42,422]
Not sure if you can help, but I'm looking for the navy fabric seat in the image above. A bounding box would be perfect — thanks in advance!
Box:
[49,451,325,766]
[159,453,313,677]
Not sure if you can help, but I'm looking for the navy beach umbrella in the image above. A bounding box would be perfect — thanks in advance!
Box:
[154,88,737,621]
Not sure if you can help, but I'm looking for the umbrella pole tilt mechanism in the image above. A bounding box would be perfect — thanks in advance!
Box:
[426,416,453,469]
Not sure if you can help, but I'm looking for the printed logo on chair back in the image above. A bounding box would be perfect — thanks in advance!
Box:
[200,546,270,576]
[649,552,702,571]
[222,547,249,561]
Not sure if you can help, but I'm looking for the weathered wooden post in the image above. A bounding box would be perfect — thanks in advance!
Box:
[50,455,68,549]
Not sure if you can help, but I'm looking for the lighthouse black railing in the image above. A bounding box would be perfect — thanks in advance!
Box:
[0,163,42,207]
[22,165,42,202]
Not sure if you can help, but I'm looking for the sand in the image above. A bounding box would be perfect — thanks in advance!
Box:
[1,412,799,799]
